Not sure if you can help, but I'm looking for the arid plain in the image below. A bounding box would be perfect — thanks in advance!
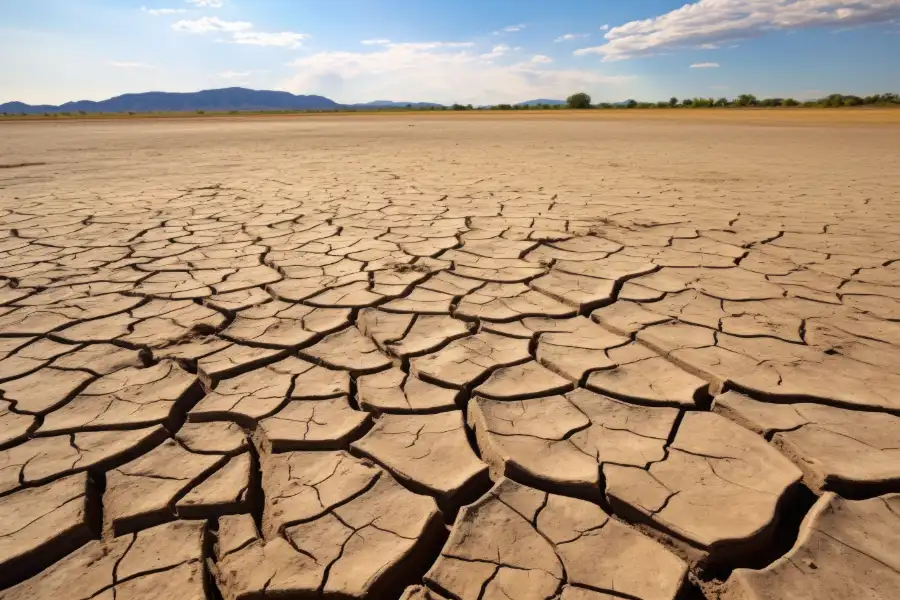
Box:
[1,112,899,600]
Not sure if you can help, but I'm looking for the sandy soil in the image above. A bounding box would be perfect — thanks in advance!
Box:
[1,115,899,600]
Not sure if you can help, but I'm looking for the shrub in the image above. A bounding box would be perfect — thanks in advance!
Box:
[656,101,669,108]
[682,98,693,107]
[784,98,800,107]
[196,110,205,114]
[566,92,592,109]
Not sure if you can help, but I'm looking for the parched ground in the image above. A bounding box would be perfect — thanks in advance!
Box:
[1,113,899,600]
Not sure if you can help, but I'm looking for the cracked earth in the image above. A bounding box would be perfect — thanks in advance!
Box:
[1,115,899,599]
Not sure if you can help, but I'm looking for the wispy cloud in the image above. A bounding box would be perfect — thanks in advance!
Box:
[172,16,251,33]
[690,62,720,68]
[531,54,553,64]
[554,33,589,42]
[141,6,186,16]
[495,23,525,34]
[186,0,224,7]
[283,39,633,105]
[480,44,512,59]
[599,24,610,31]
[109,61,157,69]
[231,31,308,48]
[172,16,308,48]
[360,39,392,45]
[575,0,900,61]
[218,70,251,78]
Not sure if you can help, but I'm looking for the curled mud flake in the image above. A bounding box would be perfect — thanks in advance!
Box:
[411,332,531,389]
[217,452,441,599]
[427,478,686,600]
[606,411,803,568]
[722,493,900,599]
[351,411,490,513]
[0,473,96,589]
[714,390,900,496]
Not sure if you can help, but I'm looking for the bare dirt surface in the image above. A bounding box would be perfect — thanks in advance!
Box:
[1,113,899,599]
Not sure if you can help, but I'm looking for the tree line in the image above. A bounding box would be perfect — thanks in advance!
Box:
[4,92,898,118]
[560,92,900,110]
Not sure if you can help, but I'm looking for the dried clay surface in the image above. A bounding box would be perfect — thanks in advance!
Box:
[1,115,899,599]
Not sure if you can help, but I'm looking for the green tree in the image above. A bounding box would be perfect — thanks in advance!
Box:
[625,99,638,108]
[736,94,758,106]
[715,97,729,107]
[566,92,592,109]
[669,97,679,107]
[682,98,694,107]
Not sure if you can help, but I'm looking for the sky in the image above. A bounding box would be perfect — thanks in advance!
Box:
[2,0,900,105]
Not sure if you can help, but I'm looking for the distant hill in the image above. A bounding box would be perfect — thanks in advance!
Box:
[517,99,566,106]
[348,100,445,109]
[0,87,341,114]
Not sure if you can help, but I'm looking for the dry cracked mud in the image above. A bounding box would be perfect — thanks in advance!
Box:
[1,114,899,599]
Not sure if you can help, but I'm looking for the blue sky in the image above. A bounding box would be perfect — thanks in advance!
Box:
[2,0,899,104]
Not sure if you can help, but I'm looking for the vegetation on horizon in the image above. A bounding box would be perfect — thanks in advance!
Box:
[551,92,900,111]
[2,92,899,119]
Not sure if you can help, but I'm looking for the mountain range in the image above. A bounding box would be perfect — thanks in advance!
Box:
[0,87,563,114]
[516,99,567,106]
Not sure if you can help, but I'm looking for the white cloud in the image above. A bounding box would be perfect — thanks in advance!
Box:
[531,54,553,64]
[575,0,900,61]
[232,31,307,48]
[480,44,512,59]
[361,39,392,45]
[495,23,526,34]
[690,62,720,68]
[282,40,633,105]
[172,16,251,33]
[141,6,187,15]
[109,61,156,69]
[554,33,589,42]
[172,16,307,48]
[218,70,251,78]
[599,24,610,31]
[186,0,224,7]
